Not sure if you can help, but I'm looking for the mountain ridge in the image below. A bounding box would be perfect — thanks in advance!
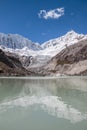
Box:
[0,33,42,50]
[0,30,87,51]
[0,30,87,76]
[0,30,87,58]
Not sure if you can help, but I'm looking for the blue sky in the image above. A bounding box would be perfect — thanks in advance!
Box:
[0,0,87,43]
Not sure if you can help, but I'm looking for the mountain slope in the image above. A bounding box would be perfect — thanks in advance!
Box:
[43,39,87,76]
[42,31,85,49]
[41,30,87,56]
[0,33,42,50]
[0,49,35,76]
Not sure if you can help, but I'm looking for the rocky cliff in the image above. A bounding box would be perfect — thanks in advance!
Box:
[43,39,87,76]
[0,49,36,76]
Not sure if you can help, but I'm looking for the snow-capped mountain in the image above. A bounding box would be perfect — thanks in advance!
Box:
[0,31,87,56]
[41,30,87,56]
[0,33,42,50]
[0,30,87,68]
[42,31,85,49]
[0,30,87,75]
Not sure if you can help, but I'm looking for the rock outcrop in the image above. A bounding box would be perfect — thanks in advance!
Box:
[42,40,87,76]
[0,49,35,76]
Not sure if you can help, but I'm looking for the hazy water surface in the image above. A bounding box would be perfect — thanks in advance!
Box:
[0,77,87,130]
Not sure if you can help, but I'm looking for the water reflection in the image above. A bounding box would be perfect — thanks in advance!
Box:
[0,77,87,123]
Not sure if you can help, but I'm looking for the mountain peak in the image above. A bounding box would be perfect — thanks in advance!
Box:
[0,33,42,50]
[65,30,78,36]
[41,30,86,51]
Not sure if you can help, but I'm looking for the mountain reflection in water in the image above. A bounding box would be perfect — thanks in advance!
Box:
[0,77,87,124]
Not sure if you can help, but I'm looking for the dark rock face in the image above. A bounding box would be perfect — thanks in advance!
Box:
[0,49,45,76]
[20,55,33,67]
[0,49,34,76]
[0,49,14,68]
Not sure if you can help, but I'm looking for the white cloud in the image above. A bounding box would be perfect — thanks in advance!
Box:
[38,8,64,20]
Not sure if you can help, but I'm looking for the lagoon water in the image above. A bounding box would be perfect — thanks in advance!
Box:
[0,77,87,130]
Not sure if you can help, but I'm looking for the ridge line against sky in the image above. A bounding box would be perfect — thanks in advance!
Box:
[0,0,87,44]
